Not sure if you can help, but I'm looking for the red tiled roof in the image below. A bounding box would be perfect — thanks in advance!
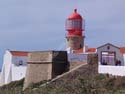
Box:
[120,47,125,54]
[73,47,96,54]
[73,48,83,53]
[10,51,28,56]
[87,48,96,53]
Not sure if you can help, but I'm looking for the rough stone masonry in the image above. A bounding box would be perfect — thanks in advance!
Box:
[23,51,69,89]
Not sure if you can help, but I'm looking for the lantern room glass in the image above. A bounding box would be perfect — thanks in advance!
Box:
[66,19,83,30]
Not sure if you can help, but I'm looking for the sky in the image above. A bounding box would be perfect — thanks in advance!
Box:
[0,0,125,68]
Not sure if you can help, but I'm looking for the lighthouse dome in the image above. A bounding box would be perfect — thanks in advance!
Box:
[68,9,82,20]
[66,9,84,34]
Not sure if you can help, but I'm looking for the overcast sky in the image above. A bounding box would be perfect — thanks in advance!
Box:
[0,0,125,68]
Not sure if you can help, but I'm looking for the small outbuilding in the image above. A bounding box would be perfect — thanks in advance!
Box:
[97,43,125,76]
[0,50,28,86]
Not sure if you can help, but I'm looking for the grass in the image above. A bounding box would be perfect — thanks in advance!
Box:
[0,78,24,94]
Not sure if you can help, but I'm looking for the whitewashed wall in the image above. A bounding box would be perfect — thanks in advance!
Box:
[12,56,27,81]
[0,50,28,86]
[123,54,125,64]
[99,64,125,76]
[12,65,26,81]
[68,53,88,62]
[0,50,12,85]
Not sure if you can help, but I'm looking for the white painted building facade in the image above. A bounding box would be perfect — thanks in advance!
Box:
[67,46,97,63]
[0,50,28,86]
[68,53,88,63]
[97,43,125,76]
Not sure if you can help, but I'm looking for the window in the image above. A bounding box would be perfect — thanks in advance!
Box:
[80,44,82,48]
[107,46,110,50]
[19,60,23,65]
[67,38,69,41]
[101,51,116,65]
[66,19,82,30]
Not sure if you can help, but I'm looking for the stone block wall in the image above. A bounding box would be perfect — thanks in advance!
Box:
[87,54,98,64]
[66,36,84,50]
[23,51,69,89]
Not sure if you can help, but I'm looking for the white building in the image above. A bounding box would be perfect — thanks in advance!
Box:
[67,46,97,63]
[0,50,28,86]
[97,43,125,76]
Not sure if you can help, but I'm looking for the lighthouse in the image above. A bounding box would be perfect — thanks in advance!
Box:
[65,9,85,52]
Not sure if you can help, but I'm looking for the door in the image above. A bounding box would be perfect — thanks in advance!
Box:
[101,51,116,65]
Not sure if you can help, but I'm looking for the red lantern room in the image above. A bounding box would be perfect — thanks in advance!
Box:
[66,9,84,36]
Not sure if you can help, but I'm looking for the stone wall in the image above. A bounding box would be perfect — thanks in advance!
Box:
[24,63,52,89]
[23,51,69,89]
[87,54,98,64]
[52,51,69,78]
[66,36,84,50]
[28,51,53,63]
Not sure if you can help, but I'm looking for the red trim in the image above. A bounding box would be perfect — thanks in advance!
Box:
[120,47,125,54]
[10,51,28,56]
[73,48,83,53]
[87,48,96,53]
[68,9,82,20]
